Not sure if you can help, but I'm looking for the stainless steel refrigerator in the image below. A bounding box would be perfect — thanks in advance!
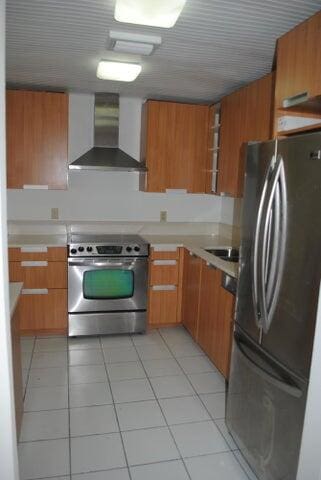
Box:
[226,132,321,480]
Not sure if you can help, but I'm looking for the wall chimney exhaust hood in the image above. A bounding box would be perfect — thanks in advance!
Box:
[69,93,147,172]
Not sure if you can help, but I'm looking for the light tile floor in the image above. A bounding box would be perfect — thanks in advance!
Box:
[19,326,258,480]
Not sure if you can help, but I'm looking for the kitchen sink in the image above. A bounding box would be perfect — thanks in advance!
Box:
[205,247,239,263]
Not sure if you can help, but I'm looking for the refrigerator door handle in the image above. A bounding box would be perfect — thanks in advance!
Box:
[252,157,273,329]
[234,333,302,399]
[260,156,287,333]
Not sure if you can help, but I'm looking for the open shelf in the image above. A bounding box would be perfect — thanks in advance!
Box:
[278,122,321,136]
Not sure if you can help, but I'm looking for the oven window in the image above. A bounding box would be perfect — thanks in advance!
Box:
[83,269,134,299]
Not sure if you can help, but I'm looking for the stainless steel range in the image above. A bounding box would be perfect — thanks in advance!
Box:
[68,234,149,336]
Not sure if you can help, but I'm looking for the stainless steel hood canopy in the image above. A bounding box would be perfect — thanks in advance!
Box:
[69,93,147,172]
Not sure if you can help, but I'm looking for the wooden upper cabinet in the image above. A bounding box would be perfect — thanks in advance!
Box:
[218,73,274,197]
[6,90,68,189]
[141,100,210,193]
[275,11,321,110]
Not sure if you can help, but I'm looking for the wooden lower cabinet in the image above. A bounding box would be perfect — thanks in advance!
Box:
[148,287,178,325]
[147,247,183,326]
[9,261,67,289]
[181,251,235,379]
[9,247,68,334]
[213,283,235,378]
[198,261,221,357]
[11,300,23,437]
[181,250,202,338]
[18,289,67,334]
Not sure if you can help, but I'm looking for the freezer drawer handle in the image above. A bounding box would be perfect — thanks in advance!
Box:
[234,334,302,399]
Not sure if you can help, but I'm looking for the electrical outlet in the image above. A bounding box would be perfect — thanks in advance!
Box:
[51,208,59,220]
[160,210,167,222]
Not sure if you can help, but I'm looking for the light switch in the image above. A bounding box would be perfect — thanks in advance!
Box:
[160,210,167,222]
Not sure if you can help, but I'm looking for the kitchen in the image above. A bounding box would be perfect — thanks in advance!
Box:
[1,1,321,480]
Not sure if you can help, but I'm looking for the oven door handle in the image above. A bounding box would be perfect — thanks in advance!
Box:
[68,259,135,267]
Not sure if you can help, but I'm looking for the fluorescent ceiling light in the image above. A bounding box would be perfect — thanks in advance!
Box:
[96,61,142,82]
[114,0,187,28]
[109,31,162,56]
[113,41,154,55]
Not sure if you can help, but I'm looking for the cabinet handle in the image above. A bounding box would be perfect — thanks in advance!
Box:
[282,91,308,108]
[21,261,48,267]
[153,246,178,252]
[23,184,49,190]
[165,189,187,194]
[22,289,49,295]
[151,285,176,291]
[153,260,177,266]
[20,246,48,253]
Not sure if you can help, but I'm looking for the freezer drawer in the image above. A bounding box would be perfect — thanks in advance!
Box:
[226,329,307,480]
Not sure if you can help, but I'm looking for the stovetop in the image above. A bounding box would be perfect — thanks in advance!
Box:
[68,234,149,257]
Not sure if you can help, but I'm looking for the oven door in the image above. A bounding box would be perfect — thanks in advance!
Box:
[68,257,148,313]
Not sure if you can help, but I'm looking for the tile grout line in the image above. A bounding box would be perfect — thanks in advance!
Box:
[158,327,241,478]
[22,336,36,402]
[21,330,254,479]
[67,335,72,480]
[130,331,193,480]
[99,335,133,480]
[158,327,253,480]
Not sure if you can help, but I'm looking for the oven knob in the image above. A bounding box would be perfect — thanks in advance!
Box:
[86,246,93,252]
[134,246,140,252]
[78,246,84,252]
[70,248,77,254]
[126,246,132,252]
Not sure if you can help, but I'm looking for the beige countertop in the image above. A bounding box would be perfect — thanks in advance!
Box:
[9,282,23,317]
[8,232,239,278]
[8,234,67,247]
[8,222,238,278]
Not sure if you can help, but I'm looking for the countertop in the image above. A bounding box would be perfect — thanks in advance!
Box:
[8,226,239,279]
[9,282,23,317]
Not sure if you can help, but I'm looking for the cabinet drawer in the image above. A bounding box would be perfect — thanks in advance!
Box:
[9,247,67,262]
[150,247,179,260]
[148,286,178,325]
[149,260,179,285]
[9,261,67,288]
[18,289,67,333]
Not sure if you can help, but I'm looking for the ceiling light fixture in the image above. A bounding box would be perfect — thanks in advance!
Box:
[96,61,142,82]
[109,30,162,56]
[114,0,187,28]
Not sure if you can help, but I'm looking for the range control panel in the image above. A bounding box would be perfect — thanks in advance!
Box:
[68,243,149,257]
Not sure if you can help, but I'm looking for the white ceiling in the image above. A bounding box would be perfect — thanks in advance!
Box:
[6,0,321,102]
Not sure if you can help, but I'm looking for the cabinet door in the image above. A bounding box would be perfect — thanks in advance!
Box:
[275,11,321,109]
[218,89,243,196]
[6,90,68,189]
[148,287,178,325]
[198,261,221,357]
[9,261,67,289]
[181,249,202,339]
[211,272,235,378]
[144,100,209,193]
[18,289,67,334]
[218,73,274,197]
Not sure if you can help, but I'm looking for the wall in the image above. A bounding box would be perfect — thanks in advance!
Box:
[0,0,20,477]
[220,196,242,226]
[7,93,222,222]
